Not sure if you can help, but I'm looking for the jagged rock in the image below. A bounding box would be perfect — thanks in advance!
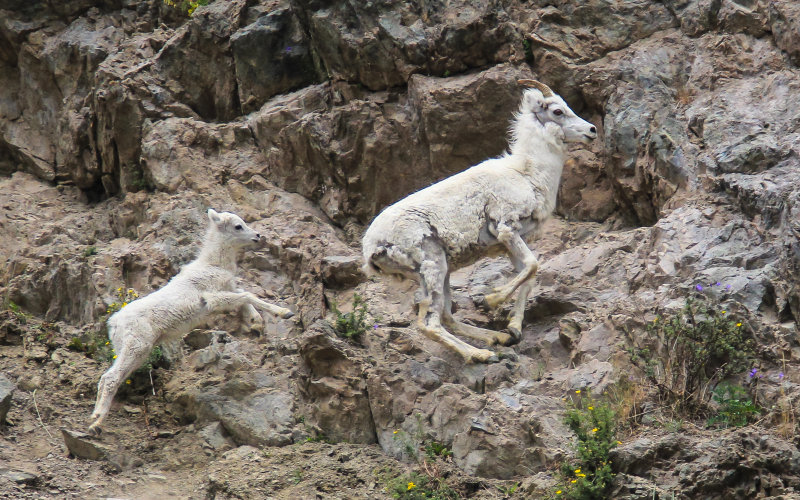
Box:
[61,428,114,461]
[0,468,38,485]
[321,255,365,290]
[298,321,376,444]
[0,373,14,423]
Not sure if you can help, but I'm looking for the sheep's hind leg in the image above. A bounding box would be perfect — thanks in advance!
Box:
[485,228,539,309]
[442,274,512,346]
[89,340,151,434]
[417,252,498,363]
[505,255,533,343]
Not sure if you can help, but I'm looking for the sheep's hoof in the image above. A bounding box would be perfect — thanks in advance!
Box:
[492,331,513,346]
[471,349,500,363]
[506,325,522,345]
[87,424,102,436]
[484,291,506,309]
[282,310,295,319]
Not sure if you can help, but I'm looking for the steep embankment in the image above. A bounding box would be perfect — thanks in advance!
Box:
[2,1,800,498]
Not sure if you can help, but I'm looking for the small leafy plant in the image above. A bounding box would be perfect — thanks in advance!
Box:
[627,292,754,413]
[380,414,460,499]
[380,469,459,500]
[706,383,760,428]
[554,392,618,500]
[163,0,208,16]
[330,293,369,343]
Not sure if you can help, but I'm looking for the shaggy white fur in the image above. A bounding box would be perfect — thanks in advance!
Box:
[362,80,596,363]
[88,209,294,433]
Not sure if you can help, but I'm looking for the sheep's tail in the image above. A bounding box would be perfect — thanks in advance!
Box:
[361,243,382,277]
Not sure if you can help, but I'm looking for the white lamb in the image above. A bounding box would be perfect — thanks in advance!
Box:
[88,209,294,433]
[362,80,596,363]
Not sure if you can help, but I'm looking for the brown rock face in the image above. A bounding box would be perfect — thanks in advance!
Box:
[1,0,800,496]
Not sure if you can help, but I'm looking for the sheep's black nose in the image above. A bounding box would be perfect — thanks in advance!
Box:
[256,233,261,239]
[589,126,597,134]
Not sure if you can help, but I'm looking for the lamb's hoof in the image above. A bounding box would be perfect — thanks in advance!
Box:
[485,354,501,364]
[87,424,102,436]
[282,310,295,319]
[506,325,522,345]
[484,291,506,309]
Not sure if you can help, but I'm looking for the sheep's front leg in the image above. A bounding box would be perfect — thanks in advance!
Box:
[485,228,539,309]
[203,291,294,319]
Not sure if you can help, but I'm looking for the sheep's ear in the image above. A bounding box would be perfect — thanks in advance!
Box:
[207,208,222,225]
[522,90,548,112]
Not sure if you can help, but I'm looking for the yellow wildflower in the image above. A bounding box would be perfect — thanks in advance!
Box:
[577,473,586,478]
[393,430,399,434]
[574,469,581,474]
[105,341,110,345]
[117,287,122,292]
[592,428,598,433]
[721,310,726,314]
[736,322,742,327]
[556,491,562,495]
[126,379,131,385]
[588,406,594,410]
[575,390,581,394]
[113,355,117,359]
[617,441,622,445]
[407,482,416,490]
[122,302,128,307]
[571,479,577,484]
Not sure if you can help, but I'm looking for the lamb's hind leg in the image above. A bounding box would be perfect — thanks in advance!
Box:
[416,246,497,363]
[485,227,539,309]
[441,273,513,346]
[89,338,151,434]
[204,291,294,319]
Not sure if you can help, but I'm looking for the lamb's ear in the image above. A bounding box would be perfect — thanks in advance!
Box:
[207,208,222,225]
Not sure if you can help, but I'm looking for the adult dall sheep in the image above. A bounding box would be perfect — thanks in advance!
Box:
[362,80,596,363]
[89,209,294,433]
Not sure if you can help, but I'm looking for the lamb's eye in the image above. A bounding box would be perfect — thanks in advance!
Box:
[553,109,564,116]
[234,224,243,230]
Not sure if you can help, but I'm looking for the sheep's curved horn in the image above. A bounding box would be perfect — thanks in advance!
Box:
[518,79,554,97]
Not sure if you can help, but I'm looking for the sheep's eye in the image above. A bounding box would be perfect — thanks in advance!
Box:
[553,109,564,116]
[234,224,243,230]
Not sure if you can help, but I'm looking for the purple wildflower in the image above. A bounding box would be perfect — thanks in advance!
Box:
[285,46,293,53]
[779,372,785,380]
[715,282,721,286]
[696,284,704,291]
[373,323,379,330]
[726,284,732,290]
[749,368,758,379]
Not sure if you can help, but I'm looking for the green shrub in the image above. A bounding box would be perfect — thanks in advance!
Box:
[706,383,760,428]
[330,293,369,343]
[554,392,618,500]
[627,293,754,412]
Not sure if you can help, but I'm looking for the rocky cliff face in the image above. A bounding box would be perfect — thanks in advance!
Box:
[2,0,800,498]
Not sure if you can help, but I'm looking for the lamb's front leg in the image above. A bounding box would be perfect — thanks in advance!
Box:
[236,289,264,333]
[203,291,294,319]
[485,227,539,309]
